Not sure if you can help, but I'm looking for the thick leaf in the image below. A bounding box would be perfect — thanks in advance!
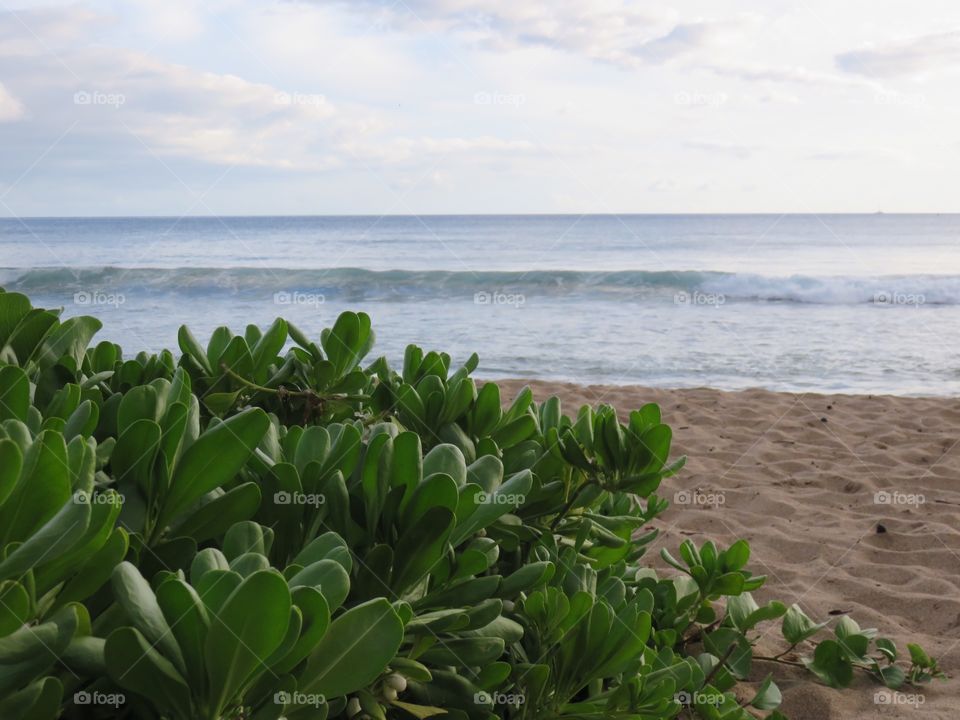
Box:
[104,627,193,717]
[205,570,291,715]
[111,562,186,675]
[298,598,404,699]
[158,408,269,529]
[0,430,71,545]
[0,367,29,422]
[0,495,90,581]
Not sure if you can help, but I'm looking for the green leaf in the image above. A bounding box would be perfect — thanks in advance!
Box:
[178,325,213,374]
[723,540,750,572]
[288,560,350,611]
[0,495,90,582]
[156,578,210,693]
[205,570,291,715]
[105,627,193,717]
[422,444,467,487]
[907,642,932,667]
[782,604,828,645]
[0,367,29,422]
[271,586,330,674]
[298,598,404,700]
[805,639,853,688]
[175,483,262,543]
[450,469,532,547]
[31,316,101,370]
[0,430,71,545]
[703,628,752,680]
[0,292,32,347]
[110,562,186,676]
[392,507,455,594]
[0,581,29,635]
[0,439,23,509]
[158,408,269,529]
[750,674,782,710]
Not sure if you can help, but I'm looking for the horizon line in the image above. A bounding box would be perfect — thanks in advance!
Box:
[2,211,958,220]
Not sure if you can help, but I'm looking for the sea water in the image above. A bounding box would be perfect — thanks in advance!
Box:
[3,213,960,395]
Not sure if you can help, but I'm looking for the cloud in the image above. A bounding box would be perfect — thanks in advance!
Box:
[684,140,760,159]
[0,83,24,121]
[711,61,878,90]
[836,30,960,78]
[0,5,536,175]
[305,0,747,68]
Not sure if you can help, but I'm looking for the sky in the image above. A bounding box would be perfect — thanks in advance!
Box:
[1,0,959,216]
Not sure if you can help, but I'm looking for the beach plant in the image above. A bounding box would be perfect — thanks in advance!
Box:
[0,287,945,720]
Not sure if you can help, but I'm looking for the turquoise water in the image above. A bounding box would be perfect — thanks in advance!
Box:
[3,214,960,394]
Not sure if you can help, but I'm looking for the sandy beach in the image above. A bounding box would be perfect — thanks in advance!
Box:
[498,380,960,719]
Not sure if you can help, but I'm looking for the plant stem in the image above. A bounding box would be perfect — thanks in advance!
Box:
[703,644,737,686]
[753,655,805,668]
[219,363,369,402]
[550,480,597,530]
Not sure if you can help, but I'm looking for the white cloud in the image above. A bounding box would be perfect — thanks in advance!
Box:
[306,0,750,68]
[836,30,960,77]
[0,5,536,175]
[0,83,25,121]
[684,140,760,159]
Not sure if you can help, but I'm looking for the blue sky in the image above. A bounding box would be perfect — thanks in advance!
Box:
[1,0,959,215]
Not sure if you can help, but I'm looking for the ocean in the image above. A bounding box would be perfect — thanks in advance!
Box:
[3,213,960,395]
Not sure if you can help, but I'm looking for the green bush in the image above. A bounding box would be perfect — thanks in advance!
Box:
[0,289,943,719]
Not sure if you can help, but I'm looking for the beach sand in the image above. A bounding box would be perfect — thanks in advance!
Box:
[498,380,960,719]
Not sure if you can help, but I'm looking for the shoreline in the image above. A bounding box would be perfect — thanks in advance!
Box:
[497,380,960,719]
